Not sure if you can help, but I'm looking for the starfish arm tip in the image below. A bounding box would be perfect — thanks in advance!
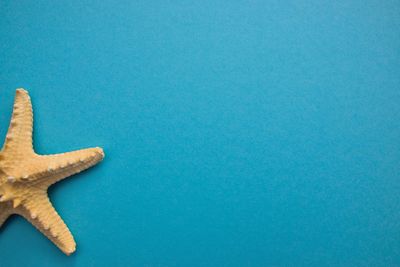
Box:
[64,245,76,256]
[94,147,105,159]
[16,88,29,94]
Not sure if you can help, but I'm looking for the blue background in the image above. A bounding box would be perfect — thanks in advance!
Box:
[0,1,399,266]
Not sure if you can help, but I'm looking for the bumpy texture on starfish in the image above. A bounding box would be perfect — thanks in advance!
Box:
[0,89,104,255]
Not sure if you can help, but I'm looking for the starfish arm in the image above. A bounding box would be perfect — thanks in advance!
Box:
[17,192,76,255]
[0,204,11,227]
[2,89,34,155]
[28,147,104,187]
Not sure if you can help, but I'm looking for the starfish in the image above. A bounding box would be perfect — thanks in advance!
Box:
[0,89,104,255]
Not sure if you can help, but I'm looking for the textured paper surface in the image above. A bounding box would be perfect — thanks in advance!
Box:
[0,1,399,266]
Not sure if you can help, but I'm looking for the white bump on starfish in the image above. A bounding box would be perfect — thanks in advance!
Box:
[51,230,58,238]
[13,198,22,208]
[0,193,11,202]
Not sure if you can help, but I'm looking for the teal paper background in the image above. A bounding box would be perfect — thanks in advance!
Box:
[0,1,400,266]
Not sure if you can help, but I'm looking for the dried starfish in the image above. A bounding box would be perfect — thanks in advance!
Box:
[0,89,104,255]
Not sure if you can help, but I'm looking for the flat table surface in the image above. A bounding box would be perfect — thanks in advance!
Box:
[0,1,399,266]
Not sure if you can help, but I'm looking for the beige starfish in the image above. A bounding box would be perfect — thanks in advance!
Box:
[0,89,104,255]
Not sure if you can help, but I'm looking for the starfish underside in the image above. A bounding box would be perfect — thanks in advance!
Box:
[0,89,104,255]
